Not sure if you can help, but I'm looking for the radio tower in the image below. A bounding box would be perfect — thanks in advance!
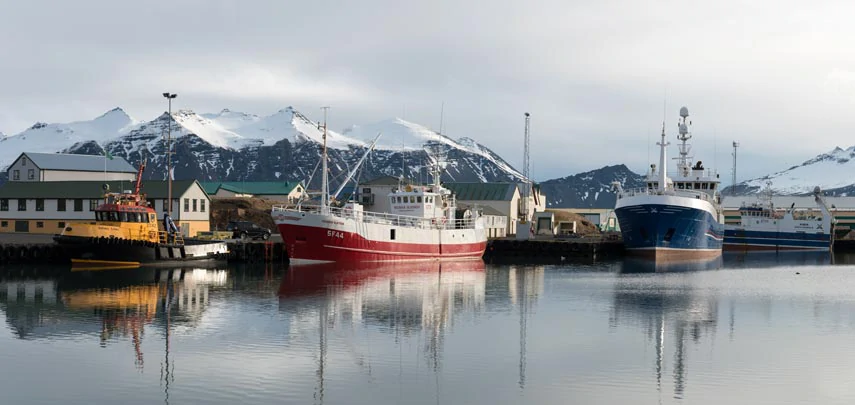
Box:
[521,112,531,222]
[731,141,739,195]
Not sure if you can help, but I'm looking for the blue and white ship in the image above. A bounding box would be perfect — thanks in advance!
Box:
[613,106,724,259]
[723,182,834,252]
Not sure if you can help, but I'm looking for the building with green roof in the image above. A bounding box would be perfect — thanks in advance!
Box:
[200,181,305,202]
[0,180,211,235]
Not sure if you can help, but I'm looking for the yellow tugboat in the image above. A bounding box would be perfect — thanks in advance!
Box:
[53,159,228,269]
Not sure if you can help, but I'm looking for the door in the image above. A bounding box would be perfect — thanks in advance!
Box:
[15,221,29,232]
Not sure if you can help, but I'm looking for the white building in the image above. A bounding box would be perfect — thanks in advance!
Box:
[6,152,137,182]
[0,180,211,236]
[200,181,305,202]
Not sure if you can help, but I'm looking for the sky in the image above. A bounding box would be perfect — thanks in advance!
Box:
[2,0,855,183]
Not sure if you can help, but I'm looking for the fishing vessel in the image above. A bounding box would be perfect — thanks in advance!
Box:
[723,183,834,252]
[53,159,228,268]
[612,106,725,259]
[271,115,488,264]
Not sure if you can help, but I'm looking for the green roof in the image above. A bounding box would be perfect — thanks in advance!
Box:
[362,176,419,186]
[443,182,518,201]
[0,180,201,199]
[199,181,302,196]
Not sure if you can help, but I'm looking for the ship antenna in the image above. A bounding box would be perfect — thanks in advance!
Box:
[676,106,692,176]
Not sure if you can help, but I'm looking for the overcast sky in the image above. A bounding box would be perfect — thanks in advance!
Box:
[2,0,855,183]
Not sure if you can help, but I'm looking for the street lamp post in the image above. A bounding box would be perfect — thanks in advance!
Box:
[162,92,177,216]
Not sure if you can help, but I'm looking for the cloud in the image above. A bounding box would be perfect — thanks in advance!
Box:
[3,0,855,181]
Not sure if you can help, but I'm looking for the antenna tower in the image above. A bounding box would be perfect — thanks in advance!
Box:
[731,141,739,195]
[521,112,531,222]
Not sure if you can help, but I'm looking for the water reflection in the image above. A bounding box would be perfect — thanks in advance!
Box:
[610,272,718,400]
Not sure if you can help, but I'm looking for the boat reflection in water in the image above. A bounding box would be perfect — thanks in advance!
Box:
[610,268,719,400]
[620,255,724,274]
[723,250,832,269]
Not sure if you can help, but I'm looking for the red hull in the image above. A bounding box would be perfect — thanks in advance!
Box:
[278,223,487,263]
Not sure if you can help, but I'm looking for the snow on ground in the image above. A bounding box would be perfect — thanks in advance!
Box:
[0,107,138,169]
[742,146,855,194]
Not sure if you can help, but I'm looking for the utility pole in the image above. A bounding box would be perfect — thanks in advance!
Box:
[162,92,177,215]
[731,141,739,196]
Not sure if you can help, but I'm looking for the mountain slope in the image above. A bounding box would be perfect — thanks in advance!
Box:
[0,107,137,169]
[0,106,526,189]
[540,164,646,209]
[723,146,855,196]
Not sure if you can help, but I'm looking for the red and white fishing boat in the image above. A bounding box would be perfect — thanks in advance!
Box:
[271,116,487,264]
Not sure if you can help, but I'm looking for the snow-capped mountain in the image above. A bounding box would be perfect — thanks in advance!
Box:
[0,107,137,170]
[540,164,646,209]
[723,146,855,196]
[0,106,525,188]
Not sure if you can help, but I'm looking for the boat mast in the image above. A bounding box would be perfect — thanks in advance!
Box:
[656,121,669,192]
[676,106,692,177]
[321,106,330,214]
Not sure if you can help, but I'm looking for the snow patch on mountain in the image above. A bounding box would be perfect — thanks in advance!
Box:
[733,146,855,195]
[201,108,261,130]
[0,107,138,169]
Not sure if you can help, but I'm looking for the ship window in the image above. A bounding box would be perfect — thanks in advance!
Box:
[35,199,44,211]
[57,199,66,211]
[418,196,423,203]
[702,183,708,190]
[397,197,402,203]
[664,228,676,242]
[121,212,129,222]
[0,199,6,211]
[74,199,83,212]
[390,229,396,240]
[694,183,700,189]
[149,213,156,222]
[110,212,119,222]
[710,184,716,190]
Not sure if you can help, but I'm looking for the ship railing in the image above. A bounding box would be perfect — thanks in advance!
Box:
[616,187,716,203]
[158,231,185,246]
[272,205,478,230]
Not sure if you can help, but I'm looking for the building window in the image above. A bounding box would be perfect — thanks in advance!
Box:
[74,199,83,212]
[35,199,44,211]
[21,157,27,166]
[17,199,26,211]
[363,188,371,193]
[0,221,6,227]
[36,221,44,228]
[192,199,197,212]
[27,169,34,180]
[12,170,19,180]
[0,199,7,211]
[89,199,99,211]
[201,199,206,212]
[57,199,66,211]
[58,221,65,228]
[162,199,169,212]
[184,198,189,212]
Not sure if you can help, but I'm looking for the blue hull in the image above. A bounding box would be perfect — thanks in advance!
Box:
[723,229,831,251]
[615,204,723,253]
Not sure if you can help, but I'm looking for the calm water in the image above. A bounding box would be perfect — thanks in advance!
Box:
[2,252,855,404]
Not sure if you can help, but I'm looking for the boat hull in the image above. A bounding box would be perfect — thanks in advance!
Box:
[274,212,487,263]
[54,235,229,265]
[615,198,723,259]
[723,228,832,252]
